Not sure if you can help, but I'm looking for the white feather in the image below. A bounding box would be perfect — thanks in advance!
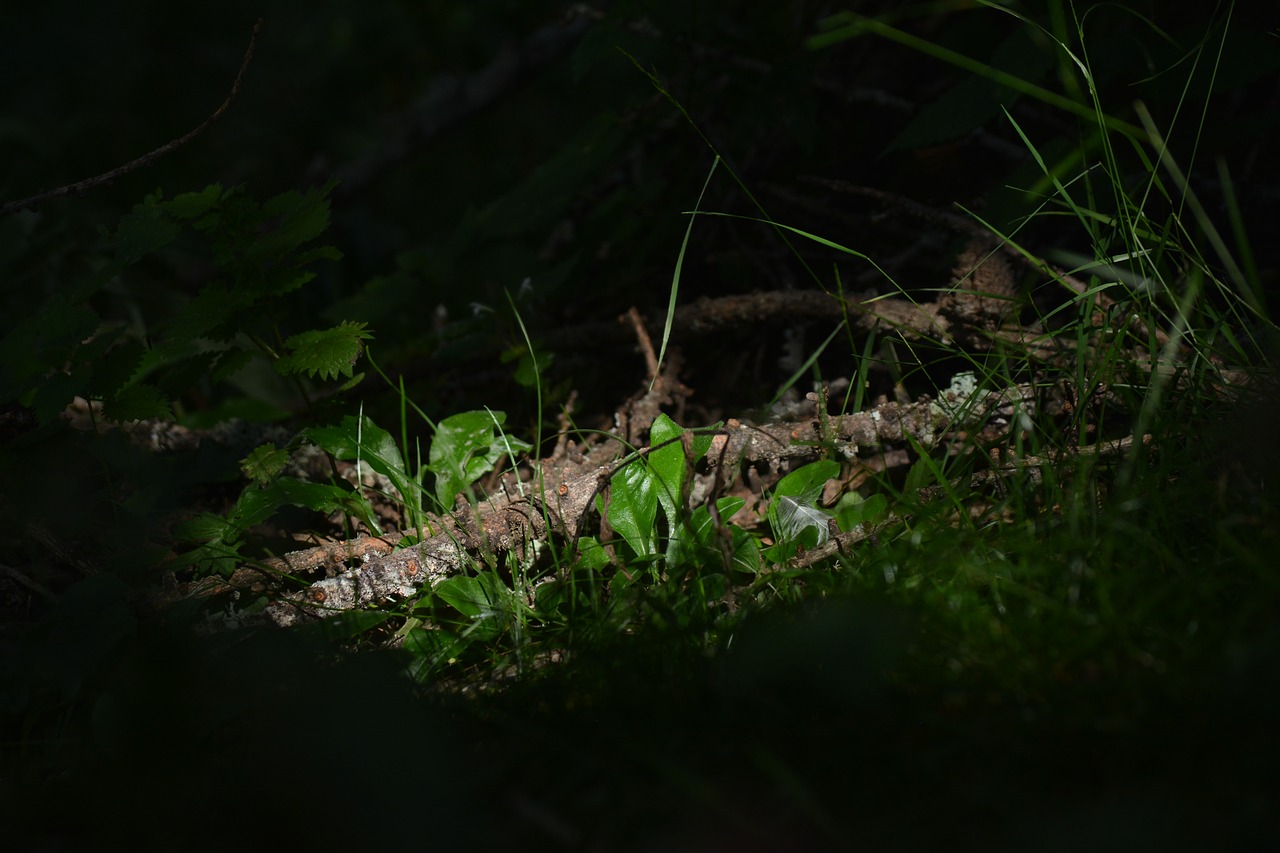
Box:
[775,493,834,545]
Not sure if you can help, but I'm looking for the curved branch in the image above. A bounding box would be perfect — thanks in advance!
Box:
[0,18,263,217]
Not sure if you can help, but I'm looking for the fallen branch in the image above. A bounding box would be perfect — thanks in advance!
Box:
[262,383,1030,626]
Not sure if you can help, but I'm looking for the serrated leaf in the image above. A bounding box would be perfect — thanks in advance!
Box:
[113,199,180,265]
[151,350,221,398]
[33,295,101,361]
[84,341,146,398]
[275,322,373,380]
[240,443,290,485]
[29,370,83,424]
[211,347,254,382]
[102,382,171,422]
[260,182,336,254]
[163,184,224,220]
[166,283,250,341]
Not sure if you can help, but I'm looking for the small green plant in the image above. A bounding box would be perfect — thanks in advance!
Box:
[0,181,361,425]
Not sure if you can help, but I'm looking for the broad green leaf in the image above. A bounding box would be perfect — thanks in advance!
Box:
[665,497,759,574]
[306,415,416,519]
[230,477,382,536]
[606,458,659,556]
[434,573,509,619]
[174,511,241,545]
[295,610,390,642]
[428,410,529,508]
[648,413,687,528]
[767,459,840,556]
[307,415,406,476]
[404,628,464,681]
[834,492,889,530]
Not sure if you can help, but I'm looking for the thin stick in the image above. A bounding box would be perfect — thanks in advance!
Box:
[0,18,263,217]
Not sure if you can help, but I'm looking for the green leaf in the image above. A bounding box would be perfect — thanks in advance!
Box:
[229,477,382,536]
[240,444,291,485]
[275,322,373,380]
[84,340,146,398]
[607,458,660,557]
[433,573,512,642]
[428,410,530,508]
[434,573,505,618]
[211,347,254,382]
[404,627,464,681]
[305,415,420,521]
[834,492,889,531]
[294,610,389,642]
[665,497,759,574]
[165,283,252,341]
[28,370,83,423]
[102,382,171,422]
[767,460,839,553]
[258,181,338,259]
[173,511,240,544]
[163,184,224,220]
[112,198,181,265]
[648,414,688,529]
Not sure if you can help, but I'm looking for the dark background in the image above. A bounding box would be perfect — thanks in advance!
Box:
[5,0,1276,429]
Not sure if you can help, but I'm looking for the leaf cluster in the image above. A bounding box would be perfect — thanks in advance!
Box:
[1,182,362,426]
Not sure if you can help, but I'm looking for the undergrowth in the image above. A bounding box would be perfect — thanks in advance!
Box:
[2,3,1276,849]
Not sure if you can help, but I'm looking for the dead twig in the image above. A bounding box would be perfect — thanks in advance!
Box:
[0,18,263,217]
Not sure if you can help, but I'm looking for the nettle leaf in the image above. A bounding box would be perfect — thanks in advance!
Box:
[211,347,254,382]
[256,181,338,261]
[150,350,222,399]
[275,322,373,380]
[102,382,171,422]
[112,198,181,265]
[33,294,101,362]
[166,283,254,341]
[162,184,224,220]
[84,339,146,399]
[428,410,530,508]
[29,370,84,424]
[240,443,291,485]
